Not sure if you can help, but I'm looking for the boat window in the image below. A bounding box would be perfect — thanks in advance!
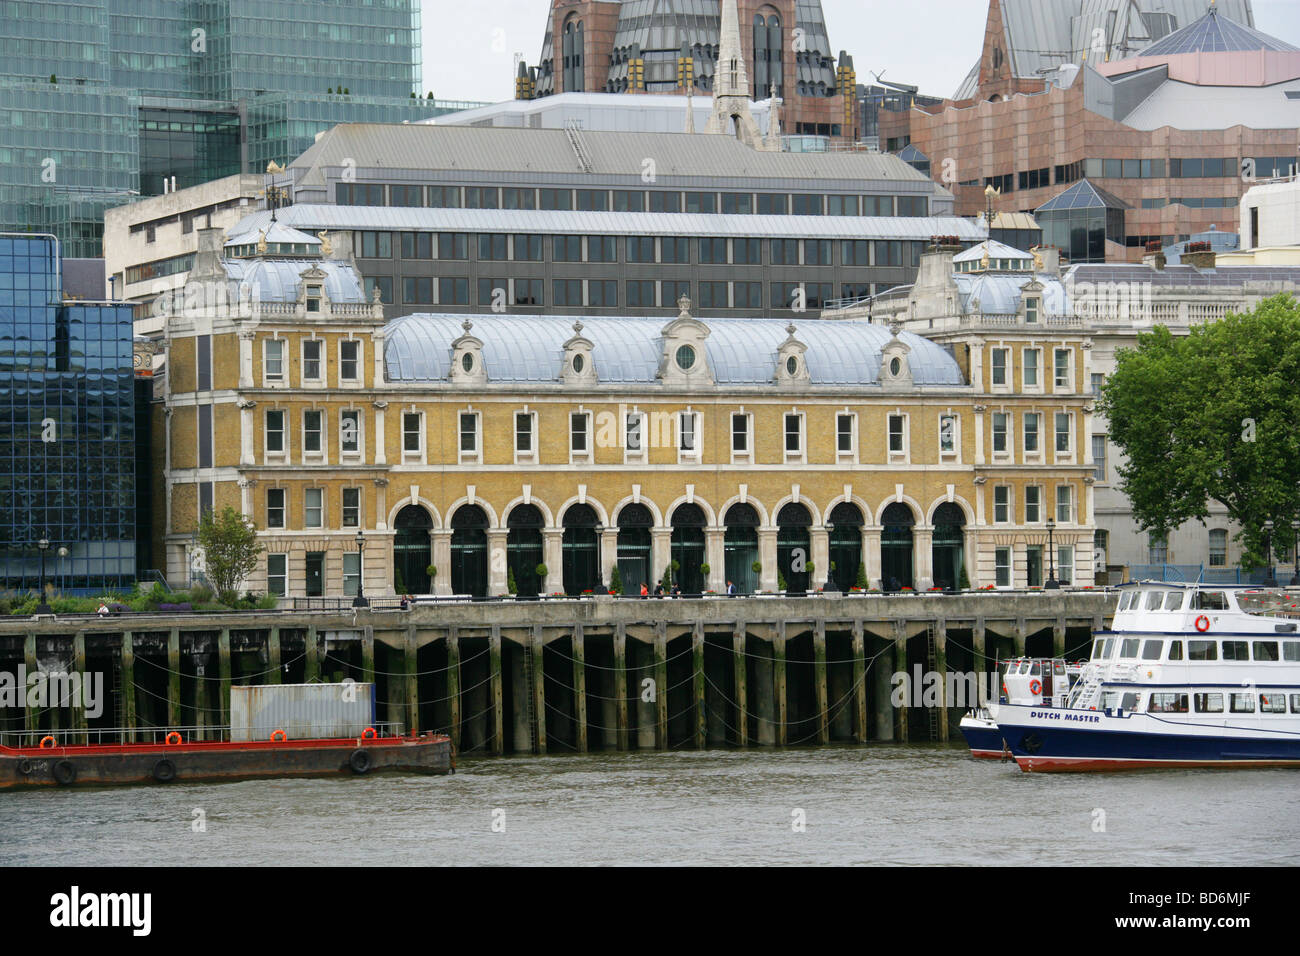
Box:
[1018,661,1031,675]
[1116,592,1130,611]
[1054,661,1066,675]
[1091,639,1106,659]
[1101,692,1119,711]
[1229,693,1255,714]
[1291,695,1300,714]
[1253,641,1279,662]
[1194,693,1224,714]
[1192,590,1229,611]
[1030,661,1041,676]
[1222,640,1248,661]
[1238,589,1294,616]
[1145,591,1164,611]
[1141,640,1164,661]
[1285,643,1300,662]
[1120,638,1141,658]
[1163,591,1185,610]
[1167,641,1184,661]
[1120,693,1139,711]
[1260,693,1286,714]
[1188,640,1218,661]
[1149,692,1189,714]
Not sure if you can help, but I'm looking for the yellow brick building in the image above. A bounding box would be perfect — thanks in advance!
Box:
[162,227,1097,597]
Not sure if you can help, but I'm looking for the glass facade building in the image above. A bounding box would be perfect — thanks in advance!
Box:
[1036,180,1129,265]
[0,234,138,590]
[1,0,464,256]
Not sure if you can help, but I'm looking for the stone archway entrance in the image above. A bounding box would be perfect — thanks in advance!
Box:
[393,505,433,594]
[450,505,489,598]
[931,502,967,591]
[880,502,915,591]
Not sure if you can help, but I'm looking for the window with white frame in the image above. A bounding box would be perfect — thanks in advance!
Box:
[995,547,1011,588]
[679,411,699,462]
[784,412,804,462]
[1023,348,1040,389]
[343,551,361,597]
[402,411,423,459]
[1091,372,1105,397]
[993,485,1011,524]
[339,339,361,382]
[267,554,287,596]
[1023,413,1041,455]
[265,409,286,456]
[991,348,1009,388]
[342,487,361,528]
[1055,412,1072,455]
[266,488,285,529]
[1148,532,1168,564]
[626,411,645,462]
[1209,529,1228,567]
[1056,485,1072,522]
[1092,434,1107,481]
[305,488,324,528]
[992,411,1010,456]
[302,338,322,382]
[1025,297,1040,324]
[1054,348,1071,390]
[939,414,957,457]
[459,411,480,463]
[303,409,324,456]
[340,410,361,456]
[731,412,751,463]
[570,411,591,462]
[888,414,907,457]
[515,410,536,463]
[836,413,855,462]
[1025,485,1041,524]
[1057,546,1074,585]
[263,338,285,383]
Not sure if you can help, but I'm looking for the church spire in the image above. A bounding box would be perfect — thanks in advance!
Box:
[704,0,764,148]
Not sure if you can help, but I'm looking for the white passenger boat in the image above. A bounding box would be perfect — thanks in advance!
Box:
[959,658,1083,758]
[992,583,1300,772]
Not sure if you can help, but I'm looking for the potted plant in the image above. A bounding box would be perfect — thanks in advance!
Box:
[609,565,623,596]
[777,569,788,594]
[507,567,518,596]
[535,562,548,579]
[426,564,437,591]
[856,562,868,590]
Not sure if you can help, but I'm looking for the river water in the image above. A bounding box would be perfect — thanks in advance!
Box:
[2,746,1296,866]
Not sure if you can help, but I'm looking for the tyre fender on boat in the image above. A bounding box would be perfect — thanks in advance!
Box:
[348,749,372,775]
[17,758,32,775]
[152,758,177,783]
[52,760,76,786]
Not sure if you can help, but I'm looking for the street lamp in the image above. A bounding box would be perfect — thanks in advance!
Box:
[35,536,53,615]
[351,530,369,608]
[593,524,607,594]
[1045,518,1060,589]
[1263,519,1275,586]
[1291,519,1300,587]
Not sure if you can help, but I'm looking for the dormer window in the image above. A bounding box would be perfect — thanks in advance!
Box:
[676,345,697,371]
[306,285,322,313]
[1025,297,1040,324]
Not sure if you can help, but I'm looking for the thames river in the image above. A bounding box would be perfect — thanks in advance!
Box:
[2,746,1296,866]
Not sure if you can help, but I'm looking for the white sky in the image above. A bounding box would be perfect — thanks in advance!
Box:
[420,0,1300,105]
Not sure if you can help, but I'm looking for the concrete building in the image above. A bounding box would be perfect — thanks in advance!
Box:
[158,227,1097,599]
[893,1,1300,262]
[830,237,1300,582]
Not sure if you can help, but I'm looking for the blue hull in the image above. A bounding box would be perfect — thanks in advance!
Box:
[999,720,1300,771]
[958,721,1004,758]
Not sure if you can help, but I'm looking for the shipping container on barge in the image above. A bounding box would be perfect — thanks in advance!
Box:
[1,682,452,790]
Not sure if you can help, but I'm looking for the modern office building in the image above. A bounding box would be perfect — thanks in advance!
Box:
[0,0,480,257]
[891,0,1300,261]
[519,0,859,142]
[109,115,980,329]
[0,234,140,591]
[159,226,1096,598]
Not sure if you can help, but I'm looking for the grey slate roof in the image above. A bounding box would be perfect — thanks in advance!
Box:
[288,122,940,193]
[228,203,988,242]
[383,314,965,388]
[1141,7,1294,55]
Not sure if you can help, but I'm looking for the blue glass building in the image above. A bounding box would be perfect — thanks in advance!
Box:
[0,234,138,591]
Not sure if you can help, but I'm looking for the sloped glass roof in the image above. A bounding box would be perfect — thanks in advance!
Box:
[1142,8,1298,56]
[1037,179,1131,212]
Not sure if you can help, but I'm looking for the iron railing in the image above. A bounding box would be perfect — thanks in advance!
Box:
[0,720,406,749]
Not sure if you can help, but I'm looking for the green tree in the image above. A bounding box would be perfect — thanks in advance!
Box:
[198,507,263,604]
[507,566,518,595]
[609,565,623,595]
[855,562,868,589]
[1099,295,1300,566]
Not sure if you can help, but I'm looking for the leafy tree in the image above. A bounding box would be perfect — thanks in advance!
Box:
[198,507,263,604]
[1099,294,1300,566]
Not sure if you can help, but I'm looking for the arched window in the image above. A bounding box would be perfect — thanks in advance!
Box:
[724,503,760,594]
[450,505,489,598]
[828,502,864,591]
[777,502,812,593]
[670,503,707,594]
[507,505,544,597]
[881,502,915,591]
[562,17,585,92]
[562,503,600,595]
[393,505,433,594]
[616,503,653,594]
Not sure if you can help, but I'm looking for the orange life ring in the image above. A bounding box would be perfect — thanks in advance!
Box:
[38,735,56,749]
[361,727,377,740]
[1029,679,1042,695]
[1195,615,1211,632]
[270,729,288,742]
[165,732,182,746]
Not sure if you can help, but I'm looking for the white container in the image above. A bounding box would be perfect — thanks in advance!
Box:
[230,683,377,742]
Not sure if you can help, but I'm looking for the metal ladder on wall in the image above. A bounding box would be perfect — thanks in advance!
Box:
[110,659,124,731]
[522,643,538,753]
[925,625,941,742]
[565,120,595,174]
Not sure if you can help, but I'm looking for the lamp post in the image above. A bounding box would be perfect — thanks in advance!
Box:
[593,524,607,594]
[1263,520,1276,586]
[35,536,53,615]
[1045,518,1060,589]
[351,530,369,608]
[1291,520,1299,587]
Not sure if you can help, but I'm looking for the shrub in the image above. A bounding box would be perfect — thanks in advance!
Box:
[856,563,868,589]
[535,563,547,578]
[609,565,623,595]
[507,566,518,595]
[751,560,762,574]
[778,570,787,591]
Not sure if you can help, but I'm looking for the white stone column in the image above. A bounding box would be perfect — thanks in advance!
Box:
[704,528,725,592]
[651,527,672,586]
[973,405,986,465]
[238,330,254,389]
[487,529,509,596]
[431,530,452,596]
[373,478,389,531]
[373,402,387,466]
[862,526,882,590]
[600,528,619,589]
[811,527,829,587]
[914,527,934,590]
[543,529,564,594]
[239,403,255,466]
[970,340,985,394]
[758,527,778,591]
[238,478,254,516]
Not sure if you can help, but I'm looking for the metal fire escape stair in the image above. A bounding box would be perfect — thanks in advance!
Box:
[565,121,595,174]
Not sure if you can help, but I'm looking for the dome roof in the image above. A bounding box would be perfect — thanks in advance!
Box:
[953,239,1034,264]
[224,220,321,249]
[383,315,964,387]
[220,259,366,304]
[1142,8,1297,56]
[955,274,1071,316]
